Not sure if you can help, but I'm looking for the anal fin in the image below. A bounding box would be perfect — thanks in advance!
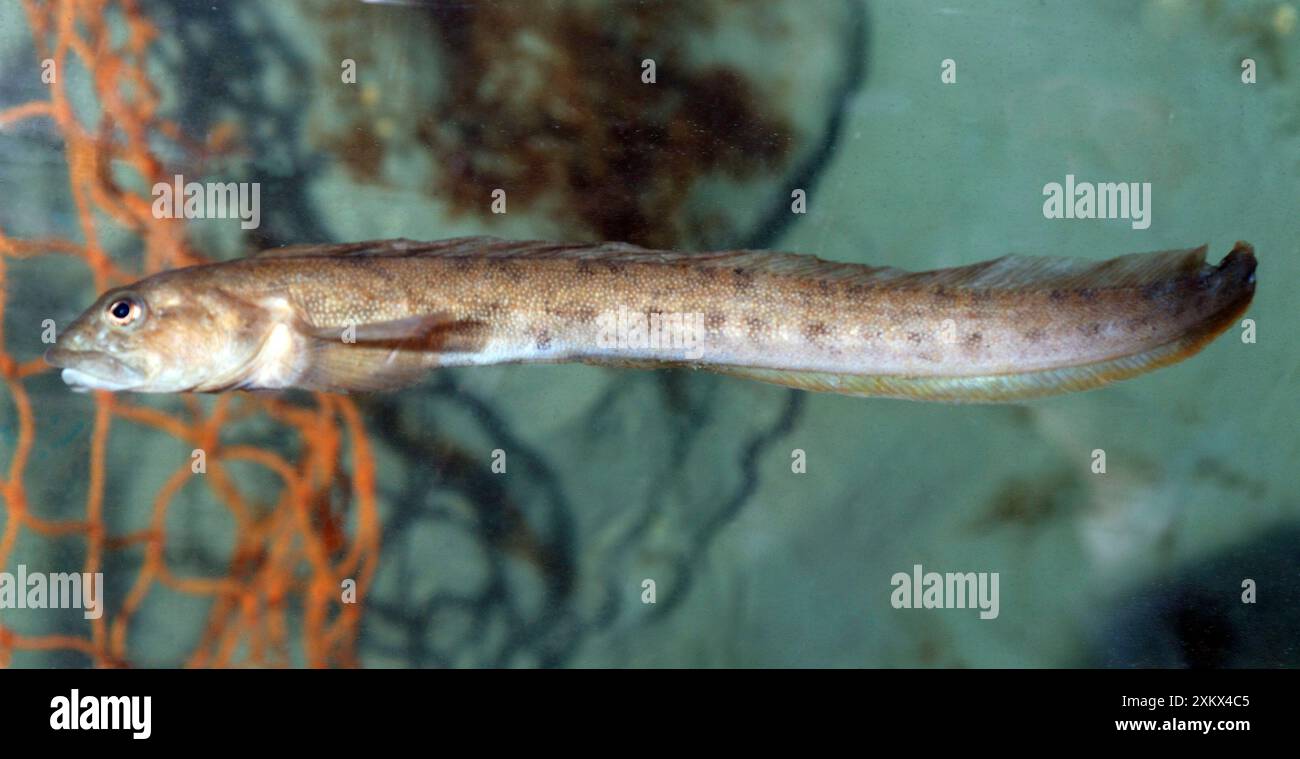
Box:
[707,324,1230,403]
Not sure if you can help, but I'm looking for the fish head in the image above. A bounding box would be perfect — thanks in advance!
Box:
[45,271,278,393]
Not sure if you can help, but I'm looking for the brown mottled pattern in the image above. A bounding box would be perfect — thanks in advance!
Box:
[50,237,1257,396]
[176,239,1255,373]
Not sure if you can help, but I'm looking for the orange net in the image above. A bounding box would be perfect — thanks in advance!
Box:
[0,0,379,667]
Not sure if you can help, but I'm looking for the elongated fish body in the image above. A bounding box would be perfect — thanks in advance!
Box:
[45,237,1256,402]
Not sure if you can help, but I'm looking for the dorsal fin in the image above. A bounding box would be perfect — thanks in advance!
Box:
[247,237,914,285]
[251,239,435,258]
[891,245,1210,292]
[250,237,1213,293]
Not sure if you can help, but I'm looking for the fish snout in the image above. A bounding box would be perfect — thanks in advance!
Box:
[44,344,72,368]
[44,343,146,389]
[43,340,98,369]
[45,326,93,362]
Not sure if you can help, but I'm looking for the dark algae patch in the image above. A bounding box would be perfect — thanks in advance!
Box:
[318,1,798,248]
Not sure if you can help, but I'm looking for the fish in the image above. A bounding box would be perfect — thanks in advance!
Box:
[43,237,1256,402]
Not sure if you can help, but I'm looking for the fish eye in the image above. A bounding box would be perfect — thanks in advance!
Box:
[106,297,142,327]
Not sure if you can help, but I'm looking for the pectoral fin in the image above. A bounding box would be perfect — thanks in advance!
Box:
[306,313,489,353]
[296,342,432,392]
[297,313,489,392]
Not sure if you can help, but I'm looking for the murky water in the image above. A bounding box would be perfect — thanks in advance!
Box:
[0,0,1296,667]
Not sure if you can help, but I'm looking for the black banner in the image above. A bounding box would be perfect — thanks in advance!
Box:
[0,668,1285,746]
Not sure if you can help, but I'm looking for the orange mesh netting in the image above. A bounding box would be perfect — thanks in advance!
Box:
[0,0,379,667]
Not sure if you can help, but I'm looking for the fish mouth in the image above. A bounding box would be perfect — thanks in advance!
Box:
[44,347,145,392]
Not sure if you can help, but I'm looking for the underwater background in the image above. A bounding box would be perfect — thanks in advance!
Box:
[0,0,1296,667]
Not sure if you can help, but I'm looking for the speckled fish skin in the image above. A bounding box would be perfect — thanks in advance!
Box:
[44,237,1256,401]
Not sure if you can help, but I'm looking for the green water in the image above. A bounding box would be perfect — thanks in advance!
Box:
[1,0,1296,667]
